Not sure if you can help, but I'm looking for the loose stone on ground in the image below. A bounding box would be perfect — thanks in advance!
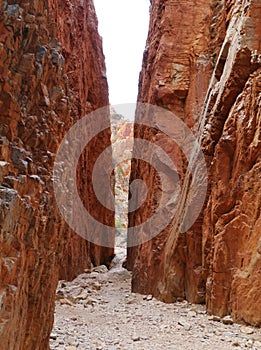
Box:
[50,249,261,350]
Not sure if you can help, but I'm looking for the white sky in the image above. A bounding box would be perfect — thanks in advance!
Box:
[93,0,150,105]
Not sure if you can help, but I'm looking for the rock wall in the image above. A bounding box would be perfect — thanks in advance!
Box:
[111,111,133,248]
[48,0,114,275]
[128,0,261,326]
[0,1,113,349]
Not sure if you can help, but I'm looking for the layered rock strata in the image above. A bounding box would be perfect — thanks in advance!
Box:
[0,1,113,349]
[128,0,261,326]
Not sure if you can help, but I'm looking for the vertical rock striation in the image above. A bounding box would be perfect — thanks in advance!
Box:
[48,0,114,276]
[0,1,113,349]
[128,0,261,326]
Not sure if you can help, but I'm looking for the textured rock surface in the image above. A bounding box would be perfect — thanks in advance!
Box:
[111,110,133,248]
[128,0,261,326]
[128,0,215,299]
[0,1,113,349]
[48,0,114,274]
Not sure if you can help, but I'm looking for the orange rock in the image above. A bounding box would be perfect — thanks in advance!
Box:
[0,1,113,348]
[128,0,261,326]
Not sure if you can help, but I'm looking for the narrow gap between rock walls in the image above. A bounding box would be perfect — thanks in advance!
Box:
[110,108,133,265]
[93,0,150,264]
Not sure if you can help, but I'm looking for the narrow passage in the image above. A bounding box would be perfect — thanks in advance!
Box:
[50,2,261,350]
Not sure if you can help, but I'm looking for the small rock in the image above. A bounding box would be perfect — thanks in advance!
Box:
[67,337,76,345]
[254,341,261,348]
[208,315,221,322]
[132,336,141,341]
[50,333,58,340]
[66,326,75,334]
[223,331,235,338]
[74,291,89,301]
[206,333,213,338]
[93,282,101,290]
[140,336,149,340]
[246,339,254,348]
[89,272,99,279]
[146,295,153,301]
[178,318,191,331]
[240,326,254,335]
[127,298,136,304]
[222,315,234,325]
[60,298,74,306]
[86,297,99,305]
[92,265,108,273]
[177,297,184,302]
[55,290,65,300]
[197,310,207,315]
[232,341,240,347]
[187,311,197,317]
[122,259,127,268]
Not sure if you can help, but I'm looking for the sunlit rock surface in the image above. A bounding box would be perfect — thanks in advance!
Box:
[128,0,261,326]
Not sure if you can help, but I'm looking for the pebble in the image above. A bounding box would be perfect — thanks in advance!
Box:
[132,335,141,341]
[187,311,197,317]
[50,262,261,350]
[50,333,58,340]
[60,298,74,306]
[75,291,88,301]
[86,297,99,305]
[254,341,261,348]
[241,326,254,335]
[178,318,192,331]
[92,265,108,273]
[208,315,221,322]
[67,337,76,345]
[232,341,240,347]
[222,315,234,325]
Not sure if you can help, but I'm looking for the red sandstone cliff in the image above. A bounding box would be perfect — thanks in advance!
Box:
[128,0,261,326]
[0,1,113,349]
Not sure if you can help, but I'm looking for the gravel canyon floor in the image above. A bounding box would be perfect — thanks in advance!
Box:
[50,249,261,350]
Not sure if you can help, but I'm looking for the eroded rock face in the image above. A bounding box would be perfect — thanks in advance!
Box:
[0,1,113,349]
[128,0,261,326]
[111,111,133,248]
